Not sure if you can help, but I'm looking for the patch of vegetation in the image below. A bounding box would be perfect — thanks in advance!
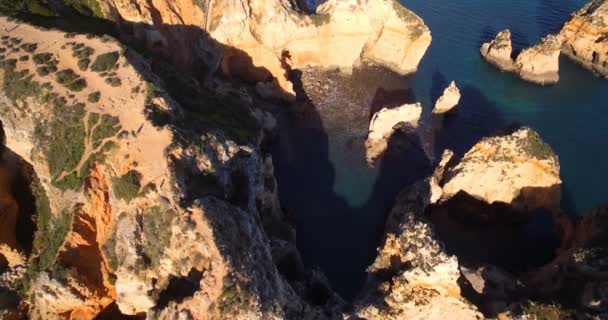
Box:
[91,114,120,148]
[309,13,331,26]
[142,206,177,267]
[23,206,73,294]
[55,69,87,91]
[87,91,100,103]
[0,58,41,103]
[20,43,37,53]
[64,0,105,18]
[32,52,52,64]
[112,170,142,202]
[104,76,121,87]
[91,51,119,72]
[519,129,557,161]
[33,95,86,187]
[145,82,161,104]
[521,302,576,320]
[145,103,170,127]
[19,55,29,61]
[217,277,251,314]
[77,58,90,71]
[191,94,259,144]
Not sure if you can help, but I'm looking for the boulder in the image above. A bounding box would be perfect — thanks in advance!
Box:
[480,30,516,72]
[515,34,564,85]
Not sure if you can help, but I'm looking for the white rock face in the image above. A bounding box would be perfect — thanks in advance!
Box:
[515,34,564,85]
[440,127,562,211]
[365,103,422,167]
[480,30,515,71]
[433,81,461,114]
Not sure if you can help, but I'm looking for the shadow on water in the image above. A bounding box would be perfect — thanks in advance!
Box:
[272,66,432,299]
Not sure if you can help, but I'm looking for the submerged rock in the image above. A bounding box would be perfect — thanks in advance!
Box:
[432,81,461,114]
[560,0,608,78]
[439,126,562,211]
[365,103,422,167]
[480,30,516,72]
[515,34,564,85]
[481,30,563,85]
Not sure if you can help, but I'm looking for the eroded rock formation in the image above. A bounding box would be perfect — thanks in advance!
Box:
[97,0,432,98]
[0,17,340,319]
[481,30,563,85]
[432,81,461,114]
[480,29,515,72]
[365,103,422,167]
[438,127,562,211]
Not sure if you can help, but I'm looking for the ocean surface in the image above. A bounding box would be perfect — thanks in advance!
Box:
[275,0,607,299]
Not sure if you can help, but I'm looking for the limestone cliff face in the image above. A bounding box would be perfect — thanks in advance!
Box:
[561,0,608,78]
[0,17,340,319]
[438,127,562,212]
[98,0,431,97]
[365,103,422,167]
[515,34,563,85]
[354,163,482,320]
[481,31,563,85]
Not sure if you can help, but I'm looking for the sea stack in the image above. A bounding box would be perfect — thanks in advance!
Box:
[560,0,608,78]
[432,81,461,114]
[365,103,422,167]
[480,29,516,71]
[481,30,563,85]
[515,34,564,85]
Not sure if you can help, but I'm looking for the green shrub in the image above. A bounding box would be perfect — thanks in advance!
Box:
[87,91,100,103]
[55,69,87,92]
[34,97,86,181]
[20,43,37,53]
[91,114,120,148]
[19,55,29,61]
[112,170,142,202]
[105,76,121,87]
[101,223,118,271]
[91,51,119,72]
[53,172,82,190]
[142,206,176,267]
[10,38,21,45]
[36,66,50,76]
[0,61,40,103]
[77,58,90,71]
[64,0,105,18]
[33,52,52,64]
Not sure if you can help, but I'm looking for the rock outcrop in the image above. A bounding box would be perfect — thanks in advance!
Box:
[354,177,483,320]
[481,30,563,85]
[0,17,340,319]
[365,103,422,167]
[560,0,608,78]
[438,126,562,212]
[480,30,516,72]
[95,0,432,98]
[432,81,461,114]
[515,34,564,85]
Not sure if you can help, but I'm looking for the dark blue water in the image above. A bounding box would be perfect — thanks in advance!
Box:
[403,0,608,214]
[276,0,608,299]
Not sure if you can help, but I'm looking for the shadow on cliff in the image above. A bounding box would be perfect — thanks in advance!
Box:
[271,65,432,300]
[15,10,328,317]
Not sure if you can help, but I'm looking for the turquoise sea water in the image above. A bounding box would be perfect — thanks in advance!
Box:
[404,0,607,214]
[276,0,607,299]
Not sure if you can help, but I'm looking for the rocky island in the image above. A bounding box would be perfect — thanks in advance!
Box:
[481,31,563,85]
[0,0,606,319]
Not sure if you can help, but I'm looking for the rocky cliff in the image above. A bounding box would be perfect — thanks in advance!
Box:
[80,0,431,98]
[0,17,341,319]
[560,0,608,78]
